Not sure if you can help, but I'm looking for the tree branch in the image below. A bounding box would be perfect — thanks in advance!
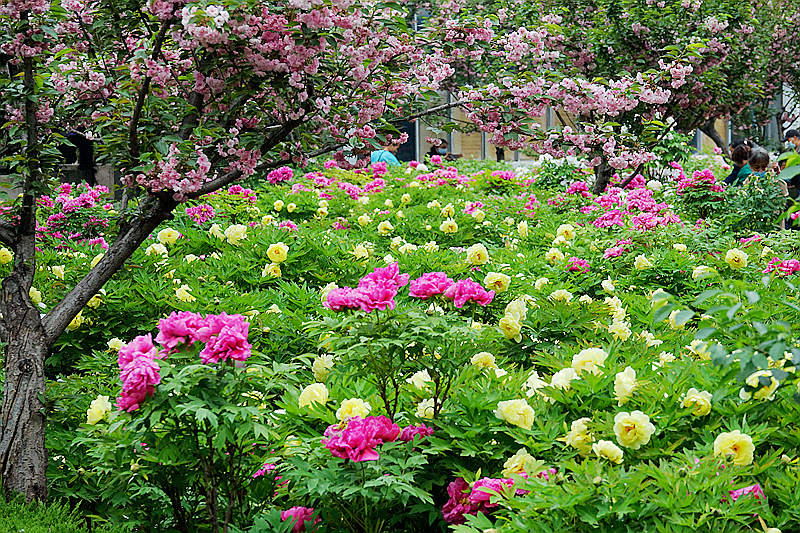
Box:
[0,221,14,247]
[42,196,175,344]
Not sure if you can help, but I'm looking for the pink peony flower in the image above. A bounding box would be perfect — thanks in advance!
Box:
[442,478,480,524]
[322,416,401,462]
[280,506,318,532]
[156,311,206,352]
[469,477,514,506]
[728,483,765,503]
[442,278,495,308]
[196,313,252,364]
[409,272,454,299]
[398,424,434,442]
[118,334,160,369]
[116,355,161,412]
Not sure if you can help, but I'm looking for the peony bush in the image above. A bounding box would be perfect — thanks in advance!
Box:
[14,156,800,532]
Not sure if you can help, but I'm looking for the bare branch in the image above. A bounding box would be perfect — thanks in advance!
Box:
[0,221,14,247]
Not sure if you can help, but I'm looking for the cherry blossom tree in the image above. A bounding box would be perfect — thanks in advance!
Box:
[0,0,702,500]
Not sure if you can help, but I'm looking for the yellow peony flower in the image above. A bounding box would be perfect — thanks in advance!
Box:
[613,410,656,449]
[416,398,435,419]
[0,247,12,264]
[439,218,458,234]
[157,228,180,245]
[209,223,225,240]
[725,248,748,269]
[175,284,196,302]
[86,294,103,309]
[687,339,711,360]
[517,220,529,238]
[502,448,536,477]
[52,265,66,279]
[634,254,653,270]
[287,202,297,213]
[668,309,684,330]
[681,388,712,415]
[504,298,528,322]
[550,367,578,390]
[545,247,564,263]
[108,338,125,352]
[261,214,275,226]
[549,289,573,303]
[472,209,486,223]
[401,193,411,204]
[358,214,372,227]
[377,220,394,235]
[593,440,624,464]
[267,242,289,263]
[298,383,329,408]
[673,243,687,252]
[499,315,522,343]
[495,399,535,430]
[145,243,168,257]
[273,200,284,211]
[336,398,371,421]
[483,272,510,293]
[320,283,338,305]
[713,430,754,466]
[224,224,248,245]
[90,253,104,269]
[534,277,550,290]
[743,370,779,401]
[566,418,594,455]
[556,223,575,241]
[608,320,632,341]
[262,263,281,278]
[311,354,335,381]
[440,203,455,217]
[614,366,637,406]
[86,395,112,425]
[67,310,85,331]
[602,279,615,293]
[470,351,497,369]
[571,347,608,376]
[692,265,716,280]
[579,294,593,304]
[29,287,43,305]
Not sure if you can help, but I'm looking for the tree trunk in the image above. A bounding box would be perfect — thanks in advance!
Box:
[699,119,729,157]
[0,266,47,502]
[592,157,613,194]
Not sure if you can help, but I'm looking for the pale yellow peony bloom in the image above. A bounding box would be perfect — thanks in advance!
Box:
[298,383,329,408]
[484,272,510,293]
[273,200,284,211]
[495,399,535,430]
[377,220,394,235]
[439,218,458,234]
[602,279,615,293]
[556,223,575,241]
[742,370,779,401]
[470,351,497,369]
[464,243,490,265]
[517,220,529,238]
[406,369,432,391]
[692,265,716,280]
[681,388,712,416]
[571,347,608,376]
[549,289,573,303]
[608,320,632,341]
[157,228,180,245]
[145,243,168,257]
[311,354,335,381]
[29,287,42,305]
[336,398,371,421]
[86,294,103,309]
[566,418,594,455]
[499,315,522,343]
[358,214,372,227]
[504,298,528,322]
[550,367,579,391]
[52,265,66,279]
[209,223,225,240]
[67,310,85,331]
[0,247,12,264]
[534,277,550,290]
[687,339,711,360]
[725,248,748,269]
[175,284,196,302]
[86,395,112,425]
[90,253,104,269]
[613,410,655,449]
[593,440,624,464]
[262,263,281,278]
[401,193,411,204]
[108,338,124,352]
[673,243,687,252]
[224,224,248,245]
[668,309,684,329]
[440,203,455,217]
[614,367,637,406]
[267,242,289,263]
[502,448,536,477]
[287,203,297,213]
[416,398,435,419]
[545,248,564,263]
[634,254,653,270]
[579,294,593,304]
[713,430,754,465]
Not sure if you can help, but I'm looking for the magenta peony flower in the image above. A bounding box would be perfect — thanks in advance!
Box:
[409,272,453,299]
[324,287,361,312]
[156,311,206,352]
[116,355,161,412]
[442,278,495,308]
[322,416,401,462]
[728,483,764,503]
[442,478,479,524]
[280,506,318,532]
[469,477,514,507]
[118,334,160,369]
[398,424,434,442]
[197,313,252,364]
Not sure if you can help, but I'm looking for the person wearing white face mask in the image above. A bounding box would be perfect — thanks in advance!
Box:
[784,129,800,153]
[427,138,461,161]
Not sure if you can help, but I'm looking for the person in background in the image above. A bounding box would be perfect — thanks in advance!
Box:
[724,139,753,186]
[428,139,462,161]
[747,148,771,179]
[370,142,401,166]
[784,129,800,153]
